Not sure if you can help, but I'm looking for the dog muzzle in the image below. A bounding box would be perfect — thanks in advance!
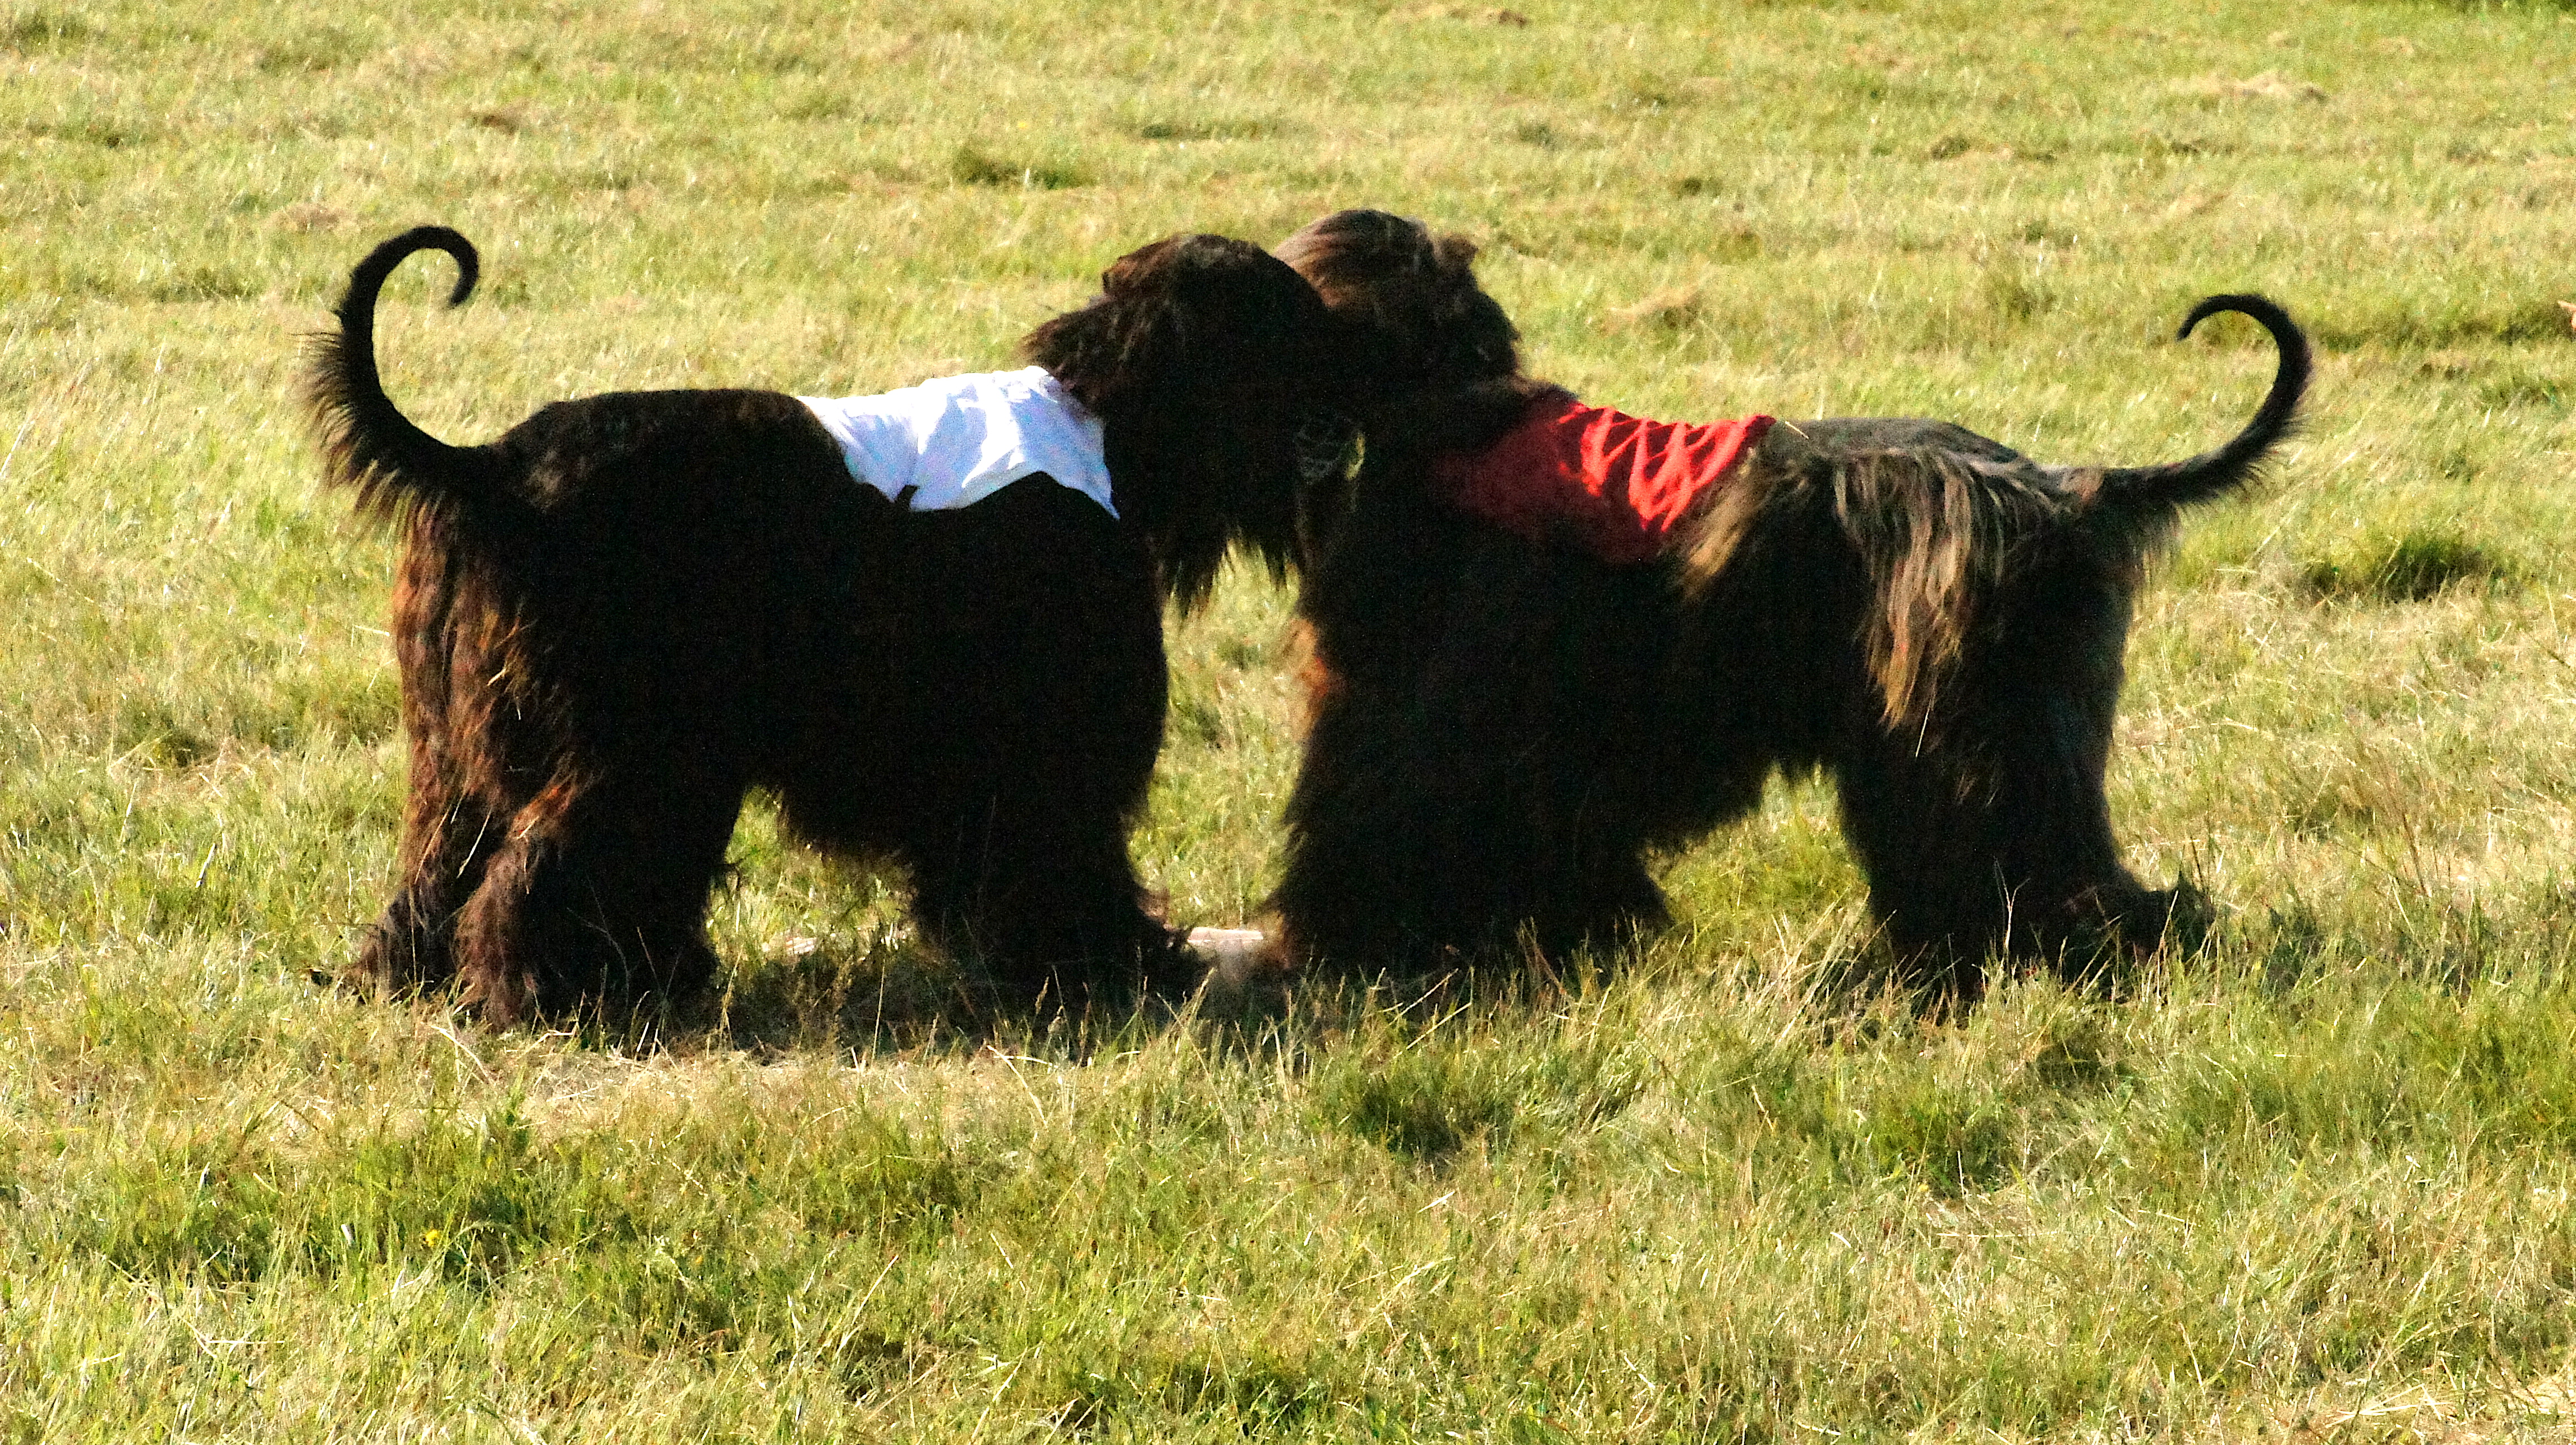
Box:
[1295,412,1360,484]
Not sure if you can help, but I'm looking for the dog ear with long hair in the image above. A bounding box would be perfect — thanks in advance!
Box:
[1024,234,1335,610]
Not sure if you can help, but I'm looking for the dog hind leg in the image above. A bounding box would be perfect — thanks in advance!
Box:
[358,782,505,996]
[452,762,744,1026]
[356,532,509,997]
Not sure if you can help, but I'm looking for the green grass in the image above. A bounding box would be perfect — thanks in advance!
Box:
[6,0,2576,1437]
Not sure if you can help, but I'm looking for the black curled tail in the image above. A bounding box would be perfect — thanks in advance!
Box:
[2089,293,2310,521]
[302,225,500,524]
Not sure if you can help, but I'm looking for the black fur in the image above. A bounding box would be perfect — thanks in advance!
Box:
[307,225,1338,1024]
[1273,210,2307,999]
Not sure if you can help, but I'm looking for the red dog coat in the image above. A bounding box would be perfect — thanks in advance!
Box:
[1433,390,1773,564]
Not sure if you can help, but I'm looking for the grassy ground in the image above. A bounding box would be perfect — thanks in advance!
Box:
[6,0,2576,1437]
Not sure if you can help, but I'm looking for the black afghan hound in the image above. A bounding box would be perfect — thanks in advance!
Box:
[308,224,1340,1024]
[1271,209,2307,999]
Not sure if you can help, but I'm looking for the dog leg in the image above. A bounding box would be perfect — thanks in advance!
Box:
[1281,578,1676,976]
[1824,738,1998,1002]
[452,766,744,1025]
[1280,739,1668,973]
[901,806,1184,1013]
[357,787,507,996]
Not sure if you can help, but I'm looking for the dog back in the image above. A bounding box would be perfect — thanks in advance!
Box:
[1433,389,1772,563]
[799,366,1118,516]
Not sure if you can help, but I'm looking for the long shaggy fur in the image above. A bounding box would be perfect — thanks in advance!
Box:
[308,224,1337,1025]
[1273,210,2309,998]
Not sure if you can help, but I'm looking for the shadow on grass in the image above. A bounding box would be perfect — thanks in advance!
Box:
[2299,528,2521,604]
[320,879,2215,1072]
[705,932,1314,1064]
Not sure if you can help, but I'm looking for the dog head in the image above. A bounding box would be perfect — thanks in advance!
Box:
[1022,233,1342,610]
[1275,210,1551,570]
[1275,209,1522,396]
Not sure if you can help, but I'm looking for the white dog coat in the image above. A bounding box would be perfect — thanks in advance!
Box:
[797,366,1117,518]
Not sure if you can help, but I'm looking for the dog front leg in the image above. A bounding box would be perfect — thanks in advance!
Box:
[903,807,1184,1015]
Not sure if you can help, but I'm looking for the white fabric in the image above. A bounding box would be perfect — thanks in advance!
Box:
[797,366,1116,518]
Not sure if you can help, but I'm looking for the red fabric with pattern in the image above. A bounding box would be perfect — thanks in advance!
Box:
[1433,390,1774,564]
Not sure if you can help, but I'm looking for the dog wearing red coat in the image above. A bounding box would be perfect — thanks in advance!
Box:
[307,224,1341,1024]
[1271,209,2307,999]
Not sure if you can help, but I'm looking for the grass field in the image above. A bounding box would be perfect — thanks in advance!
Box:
[6,0,2576,1437]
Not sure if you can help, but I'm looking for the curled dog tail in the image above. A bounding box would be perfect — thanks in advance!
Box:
[2085,293,2309,523]
[303,225,502,524]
